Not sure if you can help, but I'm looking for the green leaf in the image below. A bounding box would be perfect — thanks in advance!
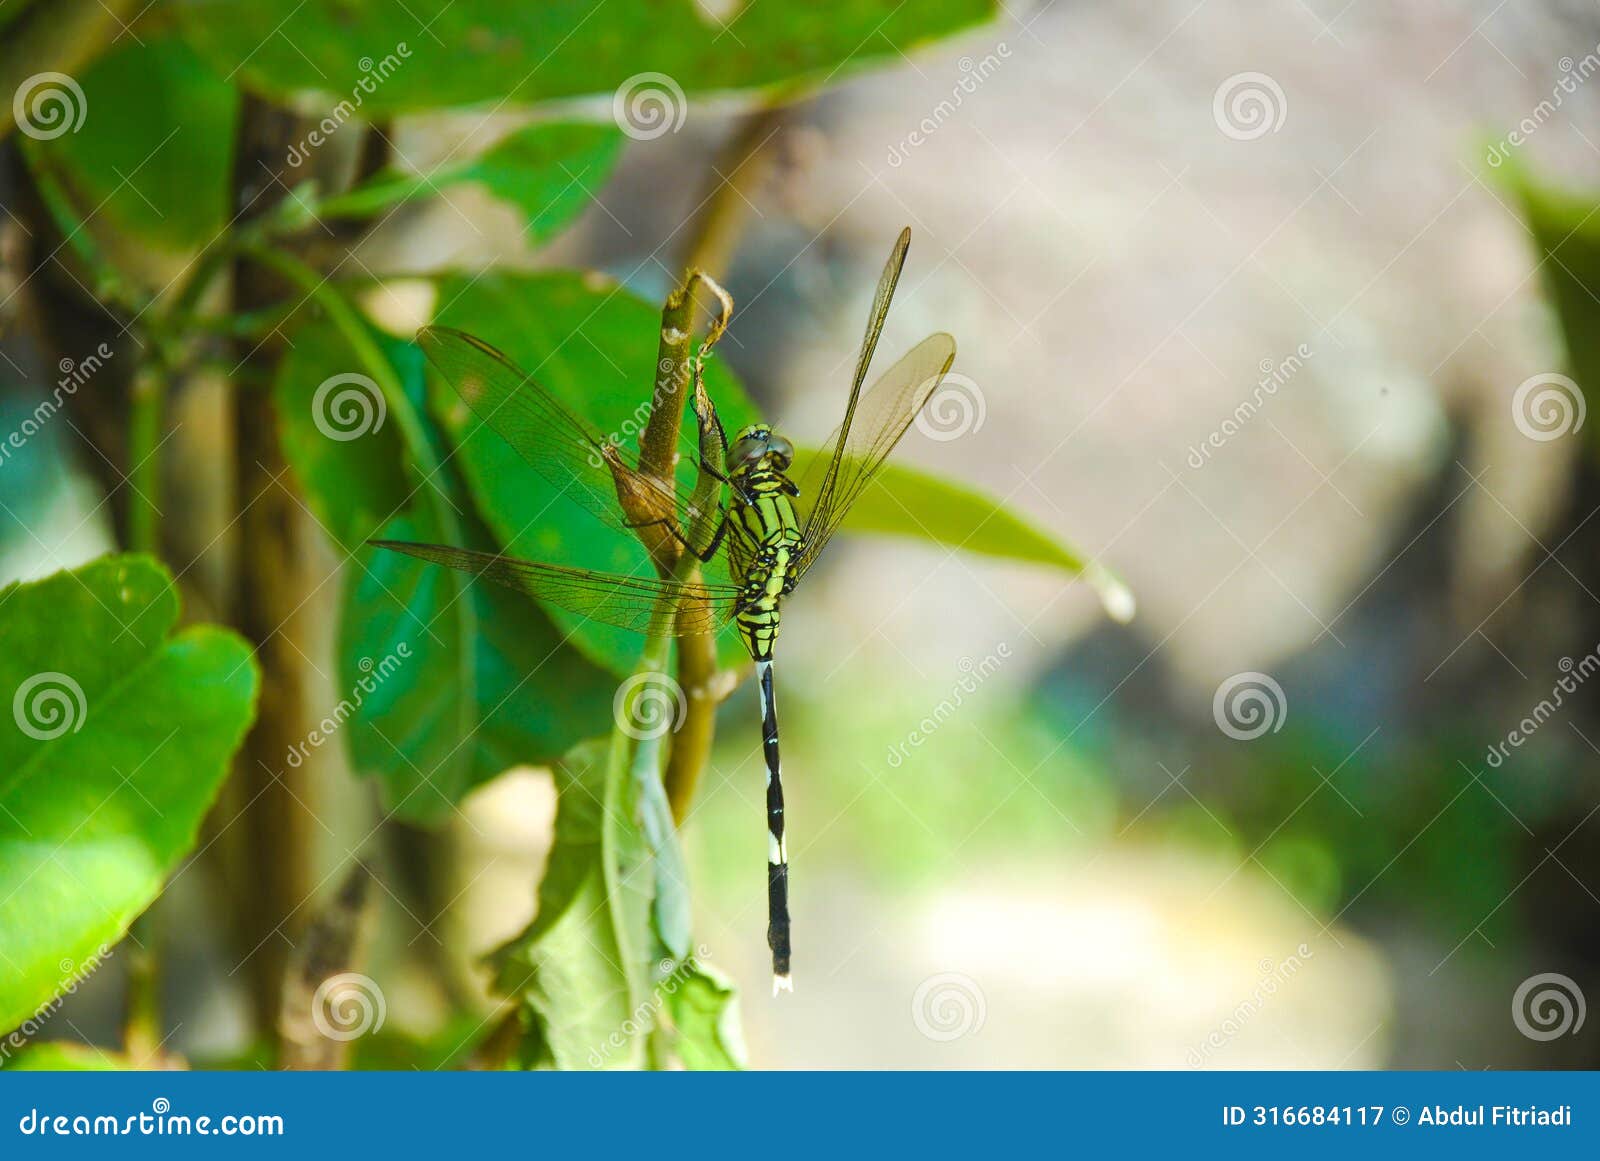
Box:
[494,741,645,1070]
[318,121,623,246]
[26,35,237,252]
[339,512,614,823]
[1505,169,1600,458]
[270,305,617,821]
[173,0,995,115]
[2,1043,132,1071]
[429,270,762,676]
[275,317,410,553]
[664,959,745,1070]
[0,555,259,1033]
[789,446,1136,622]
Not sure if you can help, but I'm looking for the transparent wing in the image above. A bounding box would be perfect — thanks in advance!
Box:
[794,229,909,536]
[792,330,957,578]
[420,326,712,541]
[371,540,742,637]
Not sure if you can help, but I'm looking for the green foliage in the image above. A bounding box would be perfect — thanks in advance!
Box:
[0,0,1107,1072]
[1508,172,1600,449]
[790,446,1135,621]
[318,121,624,245]
[174,0,996,114]
[0,556,258,1032]
[31,34,237,255]
[493,741,647,1070]
[429,270,762,675]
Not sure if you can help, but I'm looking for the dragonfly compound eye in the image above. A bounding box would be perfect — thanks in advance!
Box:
[727,435,768,470]
[767,434,794,469]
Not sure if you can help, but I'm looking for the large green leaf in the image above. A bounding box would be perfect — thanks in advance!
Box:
[789,446,1136,622]
[494,741,646,1070]
[317,121,623,246]
[273,314,615,821]
[429,270,761,676]
[339,510,614,822]
[0,555,258,1032]
[26,34,237,252]
[663,960,745,1070]
[275,317,410,554]
[174,0,995,115]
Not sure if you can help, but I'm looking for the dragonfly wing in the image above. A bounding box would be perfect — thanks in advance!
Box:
[793,330,958,581]
[419,327,712,541]
[370,540,742,637]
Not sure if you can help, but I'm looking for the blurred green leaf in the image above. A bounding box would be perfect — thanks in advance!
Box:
[665,960,745,1070]
[275,318,410,553]
[1509,171,1600,458]
[318,121,623,245]
[429,270,762,676]
[494,740,646,1070]
[0,555,258,1033]
[2,1043,131,1071]
[174,0,995,115]
[790,446,1135,622]
[27,35,237,252]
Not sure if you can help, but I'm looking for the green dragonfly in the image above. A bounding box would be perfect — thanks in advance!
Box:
[373,228,956,993]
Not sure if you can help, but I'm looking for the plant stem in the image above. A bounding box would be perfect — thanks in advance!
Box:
[659,105,787,823]
[225,96,317,1053]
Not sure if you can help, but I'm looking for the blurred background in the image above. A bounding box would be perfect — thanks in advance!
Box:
[5,0,1600,1069]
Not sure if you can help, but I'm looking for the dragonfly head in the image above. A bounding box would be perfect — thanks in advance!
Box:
[727,424,793,477]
